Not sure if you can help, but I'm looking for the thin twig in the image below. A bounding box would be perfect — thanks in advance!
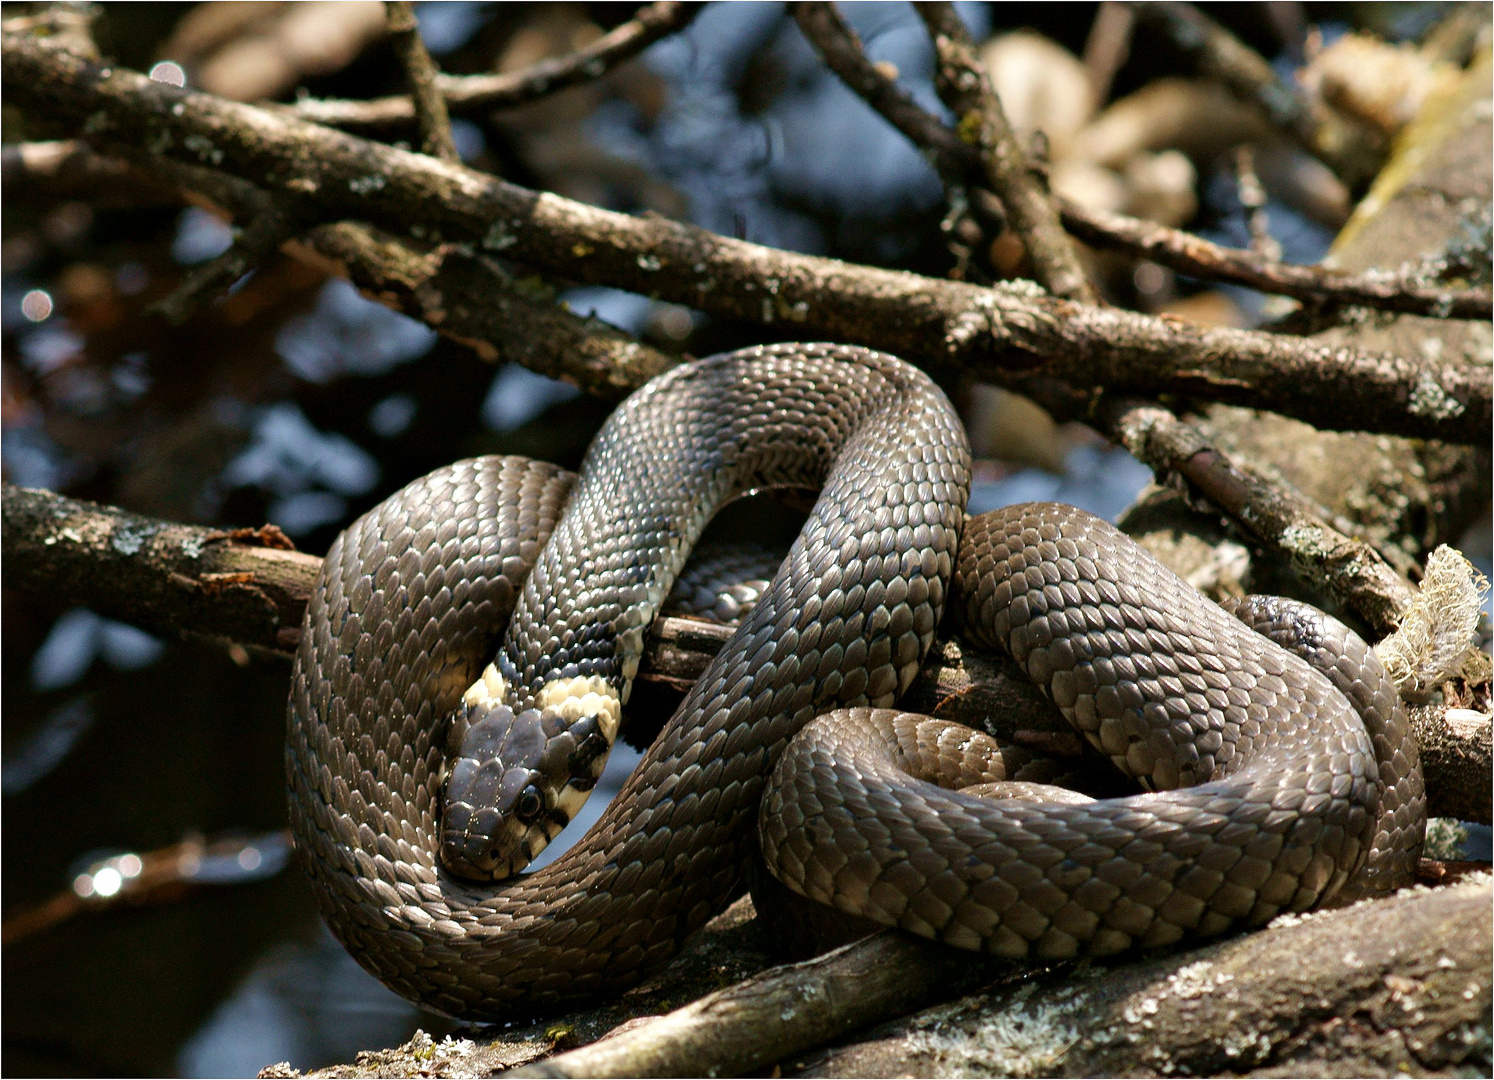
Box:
[1136,3,1317,147]
[384,0,459,162]
[4,32,1488,443]
[2,828,292,946]
[1233,145,1281,262]
[148,203,302,324]
[1082,2,1136,111]
[914,1,1096,303]
[292,2,703,135]
[793,3,967,190]
[790,3,998,273]
[1058,200,1494,319]
[789,16,1492,321]
[1133,2,1377,184]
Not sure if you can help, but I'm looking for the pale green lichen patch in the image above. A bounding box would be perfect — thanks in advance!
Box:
[1408,368,1466,419]
[348,174,387,195]
[109,522,160,556]
[904,984,1085,1077]
[1279,522,1332,561]
[1424,816,1470,860]
[182,133,222,165]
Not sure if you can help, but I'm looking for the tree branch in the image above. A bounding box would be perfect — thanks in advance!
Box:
[505,930,996,1079]
[789,9,1491,319]
[791,4,970,194]
[3,31,1484,444]
[148,200,304,323]
[787,3,1447,640]
[796,877,1492,1078]
[383,0,459,162]
[295,221,678,399]
[1059,199,1494,319]
[915,1,1096,303]
[48,141,680,399]
[1133,1,1378,185]
[289,2,703,135]
[2,483,318,655]
[1100,397,1419,636]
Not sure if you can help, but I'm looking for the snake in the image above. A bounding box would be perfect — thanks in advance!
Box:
[286,343,1425,1020]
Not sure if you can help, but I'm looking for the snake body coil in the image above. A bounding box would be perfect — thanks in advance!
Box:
[288,344,1423,1019]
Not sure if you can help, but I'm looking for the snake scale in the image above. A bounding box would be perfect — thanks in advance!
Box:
[287,343,1424,1020]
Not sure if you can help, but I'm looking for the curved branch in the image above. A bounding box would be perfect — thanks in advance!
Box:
[2,32,1484,443]
[290,2,703,134]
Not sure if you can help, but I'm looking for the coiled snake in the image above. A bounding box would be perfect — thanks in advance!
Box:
[287,343,1424,1019]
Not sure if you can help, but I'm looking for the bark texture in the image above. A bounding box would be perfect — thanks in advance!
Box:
[3,31,1486,444]
[792,877,1492,1078]
[1117,49,1492,628]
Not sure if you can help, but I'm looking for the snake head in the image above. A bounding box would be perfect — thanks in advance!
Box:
[440,703,616,881]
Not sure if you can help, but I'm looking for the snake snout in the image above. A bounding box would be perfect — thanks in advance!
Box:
[441,706,558,880]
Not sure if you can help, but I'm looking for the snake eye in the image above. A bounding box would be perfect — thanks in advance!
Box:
[516,785,543,823]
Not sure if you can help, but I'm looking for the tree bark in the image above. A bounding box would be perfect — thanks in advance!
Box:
[3,30,1486,445]
[1117,49,1492,632]
[792,877,1492,1078]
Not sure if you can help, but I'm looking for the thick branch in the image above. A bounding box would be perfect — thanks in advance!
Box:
[1102,397,1419,635]
[798,878,1492,1078]
[0,484,1068,747]
[915,1,1096,302]
[3,32,1484,443]
[507,930,994,1079]
[2,483,318,654]
[290,2,702,135]
[383,1,458,162]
